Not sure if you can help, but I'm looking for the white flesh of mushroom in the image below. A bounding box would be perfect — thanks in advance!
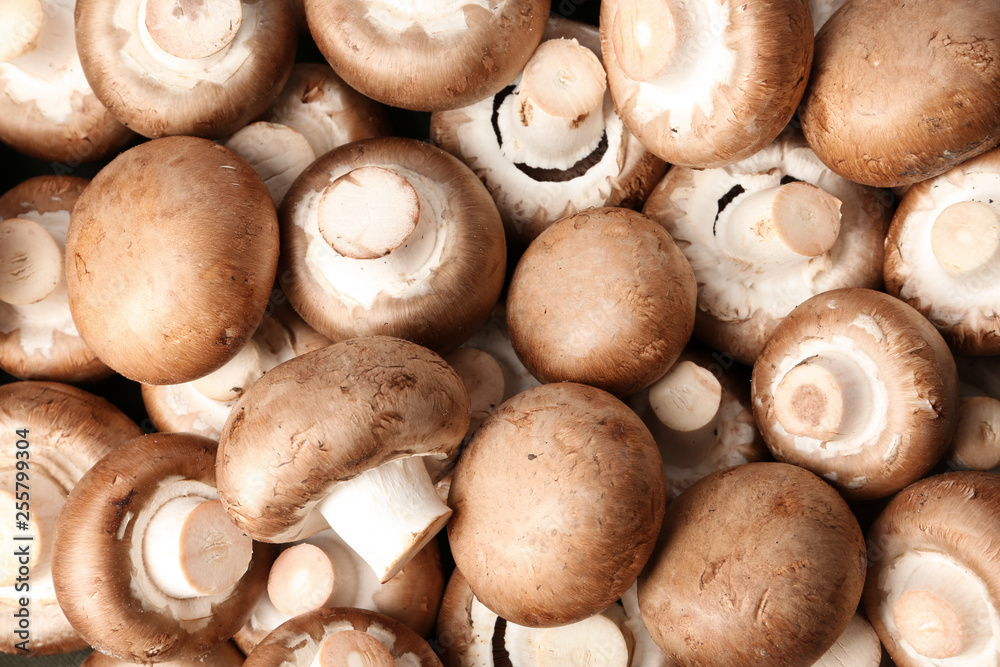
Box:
[363,0,494,34]
[948,396,1000,471]
[143,0,242,60]
[0,218,62,306]
[310,630,395,667]
[504,610,630,666]
[225,122,317,205]
[0,469,64,588]
[648,360,722,433]
[0,0,45,62]
[810,613,881,667]
[266,543,336,617]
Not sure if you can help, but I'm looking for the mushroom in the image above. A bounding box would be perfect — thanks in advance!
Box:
[812,613,883,667]
[279,136,506,353]
[751,288,959,501]
[430,16,666,250]
[800,0,1000,187]
[809,0,848,35]
[506,207,696,396]
[638,462,867,665]
[81,641,246,667]
[448,382,667,627]
[884,146,1000,355]
[305,0,549,111]
[641,128,893,366]
[65,136,280,385]
[74,0,297,139]
[52,432,273,663]
[0,381,142,656]
[242,607,441,667]
[0,0,133,163]
[864,471,1000,666]
[599,0,813,167]
[0,175,111,383]
[944,355,1000,472]
[217,336,470,584]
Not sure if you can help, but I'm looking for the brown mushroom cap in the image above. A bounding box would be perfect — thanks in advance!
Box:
[81,641,246,667]
[0,175,112,383]
[0,381,141,656]
[800,0,1000,187]
[506,207,696,396]
[447,382,666,627]
[74,0,296,139]
[66,136,279,385]
[52,432,273,663]
[638,462,867,666]
[305,0,549,112]
[752,288,959,501]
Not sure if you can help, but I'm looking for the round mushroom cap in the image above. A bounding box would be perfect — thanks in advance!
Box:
[447,382,667,627]
[800,0,1000,187]
[52,432,273,663]
[752,288,959,500]
[0,381,141,656]
[638,462,867,666]
[864,471,1000,667]
[305,0,549,111]
[74,0,297,139]
[0,175,112,383]
[81,641,245,666]
[66,136,279,385]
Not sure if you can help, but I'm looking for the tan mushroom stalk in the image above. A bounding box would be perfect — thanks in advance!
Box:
[811,614,882,667]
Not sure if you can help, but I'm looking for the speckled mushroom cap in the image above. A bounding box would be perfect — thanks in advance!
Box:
[864,472,1000,667]
[447,382,667,628]
[0,0,132,163]
[0,381,141,656]
[884,146,1000,355]
[430,16,667,250]
[81,641,246,666]
[66,136,280,385]
[52,433,273,663]
[74,0,297,138]
[642,129,893,366]
[800,0,1000,188]
[639,462,867,666]
[279,136,506,354]
[0,176,111,383]
[305,0,549,112]
[599,0,812,168]
[506,207,696,396]
[752,288,959,501]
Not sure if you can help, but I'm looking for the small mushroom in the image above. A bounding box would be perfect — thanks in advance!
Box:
[51,432,272,663]
[812,613,883,667]
[81,641,246,667]
[945,355,1000,472]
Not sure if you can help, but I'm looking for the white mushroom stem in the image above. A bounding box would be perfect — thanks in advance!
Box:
[717,182,842,267]
[316,456,451,583]
[225,122,318,206]
[143,0,243,60]
[610,0,682,82]
[811,613,882,667]
[0,217,63,306]
[504,610,630,666]
[949,396,1000,471]
[496,38,607,170]
[190,338,265,402]
[446,347,505,427]
[317,166,421,259]
[893,590,966,659]
[142,497,253,599]
[311,631,394,667]
[930,200,1000,275]
[772,355,872,440]
[0,0,45,62]
[649,361,722,433]
[267,543,336,617]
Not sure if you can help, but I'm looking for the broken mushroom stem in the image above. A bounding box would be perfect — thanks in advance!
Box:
[311,630,395,667]
[648,360,723,455]
[0,217,63,306]
[772,354,872,440]
[893,588,968,660]
[948,396,1000,471]
[0,0,46,62]
[143,0,243,60]
[190,337,265,403]
[609,0,681,82]
[497,38,608,170]
[266,543,336,618]
[930,200,1000,276]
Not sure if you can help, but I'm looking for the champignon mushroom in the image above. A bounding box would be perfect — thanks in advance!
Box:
[0,0,132,163]
[864,471,1000,666]
[66,136,280,385]
[279,136,506,353]
[751,288,959,501]
[800,0,1000,187]
[0,381,141,656]
[305,0,549,112]
[599,0,813,167]
[217,336,470,584]
[448,382,667,627]
[431,16,666,250]
[81,641,245,667]
[52,432,272,663]
[506,207,696,396]
[0,176,111,383]
[639,462,867,665]
[944,355,1000,472]
[641,128,893,366]
[459,299,541,404]
[74,0,297,139]
[811,613,883,667]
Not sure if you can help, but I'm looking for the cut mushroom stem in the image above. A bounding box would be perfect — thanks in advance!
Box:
[649,360,722,432]
[949,396,1000,470]
[266,543,336,617]
[311,630,394,667]
[496,38,607,170]
[718,182,842,266]
[316,456,452,583]
[317,166,421,259]
[142,497,253,599]
[144,0,244,60]
[0,0,45,62]
[0,217,63,305]
[610,0,679,81]
[773,355,871,440]
[504,611,630,666]
[190,338,265,403]
[930,200,1000,275]
[893,589,966,659]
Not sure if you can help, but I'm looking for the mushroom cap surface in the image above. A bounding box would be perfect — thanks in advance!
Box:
[81,641,246,666]
[66,136,279,385]
[447,382,667,627]
[639,461,866,666]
